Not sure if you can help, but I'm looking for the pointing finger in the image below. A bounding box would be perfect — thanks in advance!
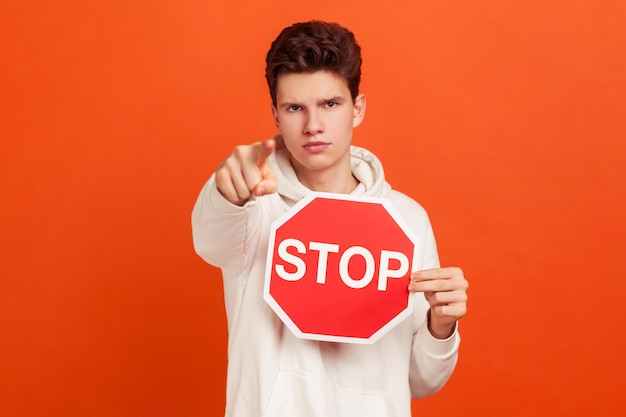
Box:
[252,139,276,168]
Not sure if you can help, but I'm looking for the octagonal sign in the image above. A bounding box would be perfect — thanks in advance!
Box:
[263,192,420,344]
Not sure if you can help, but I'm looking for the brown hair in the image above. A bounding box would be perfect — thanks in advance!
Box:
[265,21,362,106]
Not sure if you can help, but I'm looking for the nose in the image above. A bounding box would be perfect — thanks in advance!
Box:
[304,109,324,135]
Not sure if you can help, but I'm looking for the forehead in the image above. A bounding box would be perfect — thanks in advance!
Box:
[275,71,350,103]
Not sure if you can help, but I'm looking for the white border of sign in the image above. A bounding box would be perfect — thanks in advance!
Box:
[263,191,420,344]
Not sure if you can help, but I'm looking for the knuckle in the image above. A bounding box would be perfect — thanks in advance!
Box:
[434,305,448,316]
[215,168,230,186]
[222,156,238,171]
[451,266,464,276]
[232,145,250,159]
[429,292,442,304]
[238,189,251,201]
[432,269,444,279]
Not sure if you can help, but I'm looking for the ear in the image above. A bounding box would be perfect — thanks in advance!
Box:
[271,104,282,131]
[352,94,366,128]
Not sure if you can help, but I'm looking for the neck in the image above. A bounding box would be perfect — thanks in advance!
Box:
[292,162,359,194]
[300,173,359,194]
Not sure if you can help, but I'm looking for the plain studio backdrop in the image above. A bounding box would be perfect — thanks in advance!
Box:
[1,1,625,416]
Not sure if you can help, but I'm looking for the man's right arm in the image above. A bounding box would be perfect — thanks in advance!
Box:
[191,139,278,269]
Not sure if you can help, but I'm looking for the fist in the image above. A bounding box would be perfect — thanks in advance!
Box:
[215,139,277,206]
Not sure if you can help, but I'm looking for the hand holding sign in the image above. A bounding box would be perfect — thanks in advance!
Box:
[409,267,468,339]
[216,139,277,206]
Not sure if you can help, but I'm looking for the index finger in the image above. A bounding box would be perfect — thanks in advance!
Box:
[251,139,276,168]
[411,267,463,281]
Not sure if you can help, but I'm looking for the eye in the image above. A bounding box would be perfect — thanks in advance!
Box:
[326,101,337,108]
[287,105,301,112]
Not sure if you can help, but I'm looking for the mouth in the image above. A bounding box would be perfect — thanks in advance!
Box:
[303,141,330,153]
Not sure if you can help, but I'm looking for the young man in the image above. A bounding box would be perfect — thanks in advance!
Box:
[192,21,468,417]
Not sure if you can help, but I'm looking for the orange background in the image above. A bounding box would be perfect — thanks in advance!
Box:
[2,1,625,415]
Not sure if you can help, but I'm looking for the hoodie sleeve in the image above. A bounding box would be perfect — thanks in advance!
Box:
[388,191,460,398]
[409,310,460,398]
[409,214,460,398]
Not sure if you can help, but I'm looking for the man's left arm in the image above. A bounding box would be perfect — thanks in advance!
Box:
[407,266,468,398]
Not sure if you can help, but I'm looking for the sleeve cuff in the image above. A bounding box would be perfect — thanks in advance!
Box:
[415,318,460,358]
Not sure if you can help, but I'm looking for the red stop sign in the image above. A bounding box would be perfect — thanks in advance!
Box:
[263,192,420,344]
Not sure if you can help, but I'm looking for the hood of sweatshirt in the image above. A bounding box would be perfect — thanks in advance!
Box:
[269,137,392,204]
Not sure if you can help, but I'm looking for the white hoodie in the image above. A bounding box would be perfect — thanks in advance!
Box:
[192,142,460,417]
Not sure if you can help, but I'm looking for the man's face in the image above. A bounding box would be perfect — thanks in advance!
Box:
[272,70,366,183]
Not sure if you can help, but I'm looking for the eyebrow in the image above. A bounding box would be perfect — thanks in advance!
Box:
[322,96,345,105]
[279,95,346,109]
